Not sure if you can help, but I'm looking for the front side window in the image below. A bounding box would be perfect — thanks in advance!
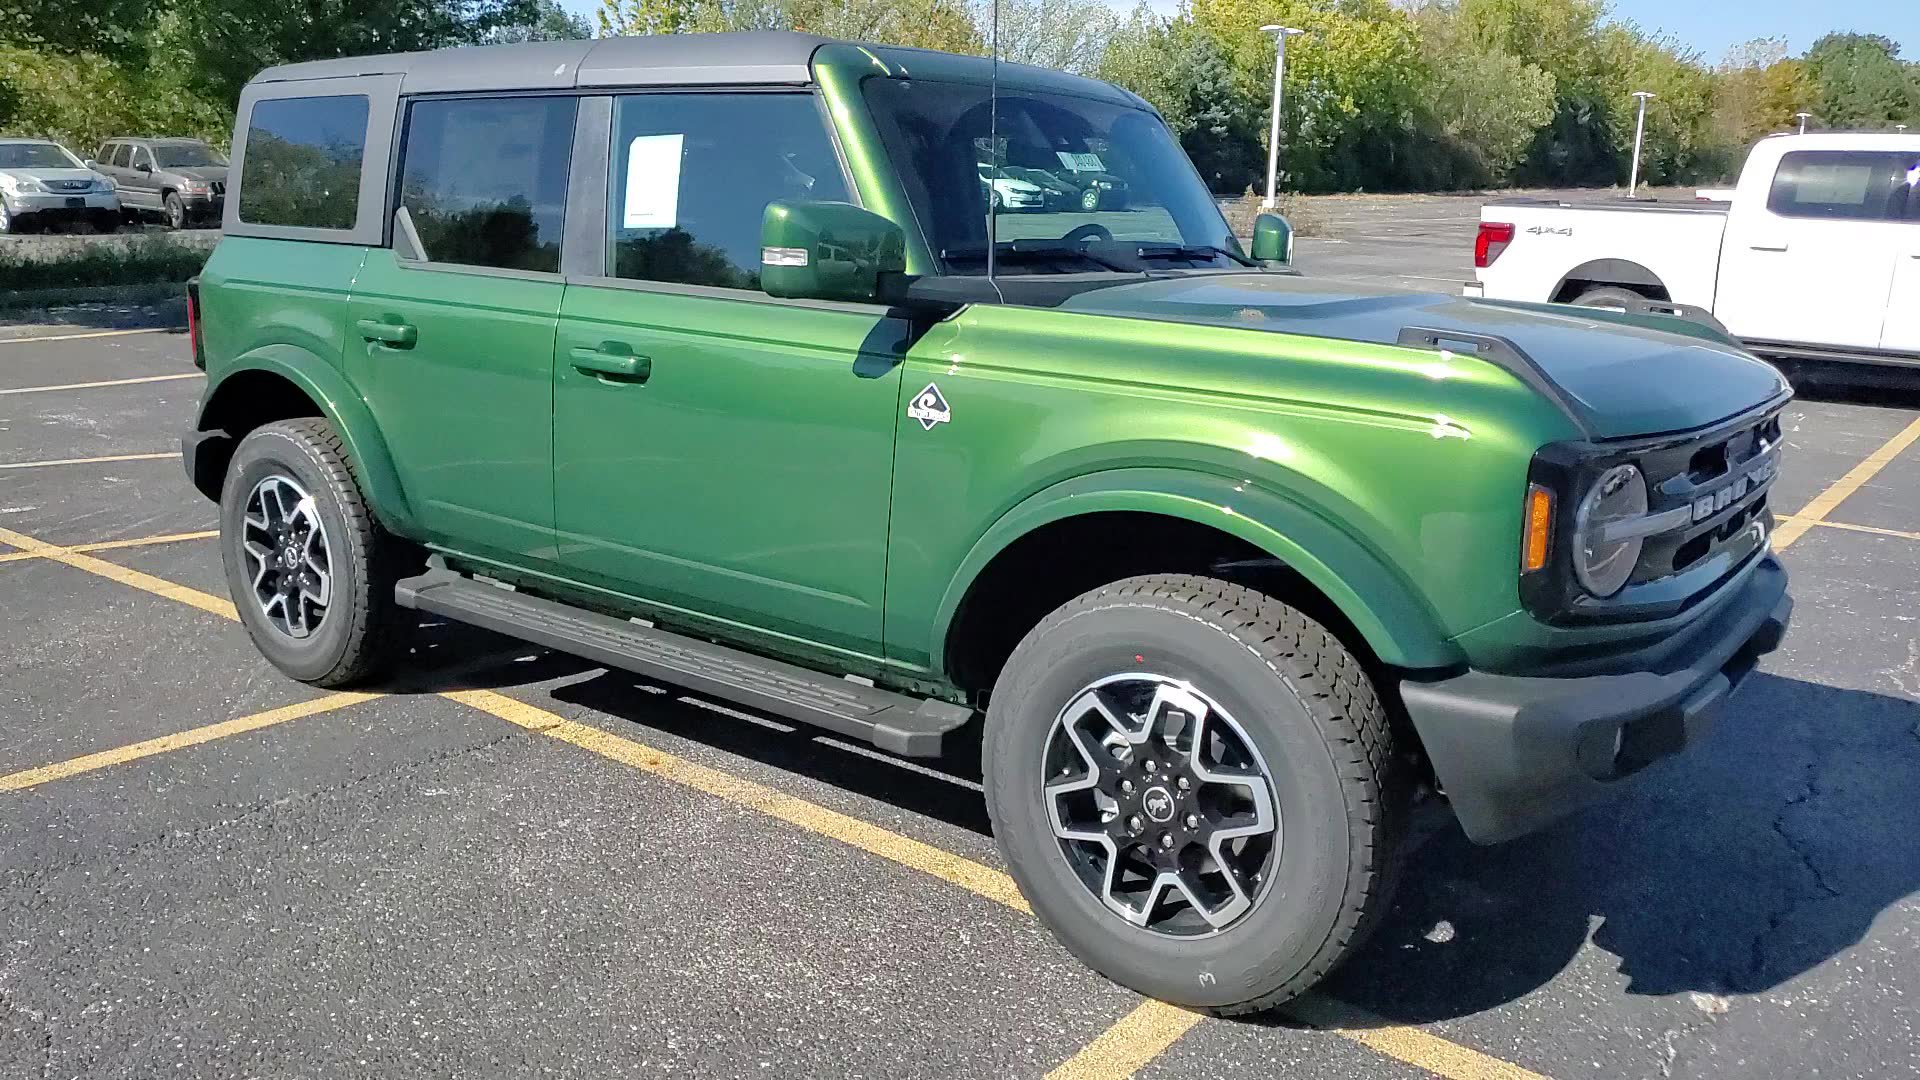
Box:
[131,146,153,171]
[606,93,849,289]
[238,94,370,229]
[862,77,1239,275]
[0,142,84,170]
[398,95,575,273]
[1768,150,1920,222]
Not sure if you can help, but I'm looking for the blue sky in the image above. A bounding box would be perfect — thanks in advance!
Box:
[560,0,1919,63]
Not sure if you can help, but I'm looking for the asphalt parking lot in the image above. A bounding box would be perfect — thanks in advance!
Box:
[2,257,1918,1077]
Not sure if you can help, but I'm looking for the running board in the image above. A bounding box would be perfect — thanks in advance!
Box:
[395,563,972,757]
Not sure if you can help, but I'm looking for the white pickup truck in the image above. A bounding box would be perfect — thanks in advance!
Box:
[1467,132,1920,367]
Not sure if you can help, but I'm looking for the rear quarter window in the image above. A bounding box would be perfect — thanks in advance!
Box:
[238,95,371,229]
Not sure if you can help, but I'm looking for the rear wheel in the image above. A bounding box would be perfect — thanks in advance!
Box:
[1570,285,1651,311]
[220,418,415,687]
[984,574,1404,1014]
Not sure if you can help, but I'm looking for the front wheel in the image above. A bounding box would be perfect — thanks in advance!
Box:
[164,192,187,230]
[1079,187,1102,212]
[220,418,415,687]
[984,574,1404,1014]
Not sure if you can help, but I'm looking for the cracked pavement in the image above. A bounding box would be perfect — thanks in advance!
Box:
[2,317,1918,1078]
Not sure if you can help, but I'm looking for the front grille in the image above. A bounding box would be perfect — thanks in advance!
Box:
[48,179,92,192]
[210,180,225,196]
[1629,408,1783,583]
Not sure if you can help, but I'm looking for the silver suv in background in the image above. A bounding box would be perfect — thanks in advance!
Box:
[92,138,228,229]
[0,139,120,234]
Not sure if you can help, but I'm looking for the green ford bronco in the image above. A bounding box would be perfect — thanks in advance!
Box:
[183,32,1793,1013]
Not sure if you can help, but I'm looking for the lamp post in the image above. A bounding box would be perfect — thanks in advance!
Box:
[1627,90,1655,197]
[1794,112,1812,134]
[1897,124,1909,133]
[1260,25,1306,209]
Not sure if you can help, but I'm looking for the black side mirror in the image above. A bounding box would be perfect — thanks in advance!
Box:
[135,161,152,173]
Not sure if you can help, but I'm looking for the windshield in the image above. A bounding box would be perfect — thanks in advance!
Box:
[0,142,84,170]
[862,78,1240,275]
[155,143,227,168]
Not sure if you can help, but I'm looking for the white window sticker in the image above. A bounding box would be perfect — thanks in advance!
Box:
[622,133,684,229]
[1055,151,1105,173]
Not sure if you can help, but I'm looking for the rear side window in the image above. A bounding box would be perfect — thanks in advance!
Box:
[1767,150,1920,222]
[397,95,576,273]
[238,94,370,229]
[605,93,849,290]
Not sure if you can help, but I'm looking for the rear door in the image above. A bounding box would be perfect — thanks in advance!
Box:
[345,93,577,565]
[1876,155,1920,352]
[1717,150,1906,349]
[550,91,905,661]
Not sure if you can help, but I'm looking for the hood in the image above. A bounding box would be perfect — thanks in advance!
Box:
[0,167,101,185]
[1059,273,1789,439]
[168,165,228,182]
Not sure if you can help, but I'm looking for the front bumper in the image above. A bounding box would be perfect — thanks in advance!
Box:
[4,191,119,214]
[1402,554,1791,843]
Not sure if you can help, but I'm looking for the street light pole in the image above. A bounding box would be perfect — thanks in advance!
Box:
[1795,112,1812,134]
[1627,90,1654,197]
[1260,25,1305,210]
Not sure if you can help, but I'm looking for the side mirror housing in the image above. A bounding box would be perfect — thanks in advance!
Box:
[1250,213,1294,266]
[760,200,906,305]
[135,161,152,173]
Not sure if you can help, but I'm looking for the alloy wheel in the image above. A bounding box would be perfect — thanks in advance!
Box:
[239,474,334,639]
[1042,673,1279,937]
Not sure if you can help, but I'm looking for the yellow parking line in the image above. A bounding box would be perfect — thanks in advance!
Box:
[9,524,1547,1080]
[1288,996,1551,1080]
[1780,516,1920,544]
[0,692,376,792]
[1774,417,1920,550]
[0,451,176,470]
[0,529,218,565]
[0,327,173,346]
[1046,1001,1202,1080]
[0,525,237,618]
[0,372,201,396]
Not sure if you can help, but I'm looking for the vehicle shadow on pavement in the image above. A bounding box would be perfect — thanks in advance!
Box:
[1309,672,1920,1025]
[549,670,994,837]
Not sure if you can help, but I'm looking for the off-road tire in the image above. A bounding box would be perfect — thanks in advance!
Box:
[220,417,414,687]
[1571,285,1651,311]
[983,573,1404,1014]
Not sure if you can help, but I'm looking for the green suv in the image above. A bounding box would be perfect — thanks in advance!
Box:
[183,32,1793,1014]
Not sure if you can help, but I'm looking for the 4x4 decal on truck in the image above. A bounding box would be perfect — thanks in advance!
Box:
[907,382,951,430]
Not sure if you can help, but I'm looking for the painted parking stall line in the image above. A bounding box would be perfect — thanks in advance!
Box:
[0,528,217,565]
[0,451,177,471]
[0,327,174,347]
[0,371,201,396]
[1773,416,1920,551]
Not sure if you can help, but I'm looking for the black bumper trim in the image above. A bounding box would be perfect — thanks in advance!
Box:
[1402,555,1790,844]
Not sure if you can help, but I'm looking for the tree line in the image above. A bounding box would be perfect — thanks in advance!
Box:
[3,0,1916,193]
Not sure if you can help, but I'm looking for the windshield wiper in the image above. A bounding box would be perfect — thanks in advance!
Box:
[941,243,1137,274]
[1133,243,1258,268]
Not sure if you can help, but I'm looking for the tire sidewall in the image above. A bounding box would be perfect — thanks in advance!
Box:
[985,599,1356,1010]
[219,426,367,682]
[165,193,185,230]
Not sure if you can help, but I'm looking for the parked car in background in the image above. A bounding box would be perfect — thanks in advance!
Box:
[1470,132,1920,369]
[0,139,119,234]
[1036,163,1129,211]
[976,163,1045,210]
[92,137,228,229]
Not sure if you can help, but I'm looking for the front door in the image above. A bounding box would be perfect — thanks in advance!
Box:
[553,91,902,662]
[1717,149,1905,350]
[126,145,163,212]
[345,93,578,566]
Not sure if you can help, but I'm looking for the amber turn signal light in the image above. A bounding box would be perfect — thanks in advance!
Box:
[1523,483,1554,572]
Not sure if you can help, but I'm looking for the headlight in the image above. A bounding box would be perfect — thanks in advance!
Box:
[95,176,117,191]
[181,179,208,193]
[6,177,45,193]
[1573,464,1648,597]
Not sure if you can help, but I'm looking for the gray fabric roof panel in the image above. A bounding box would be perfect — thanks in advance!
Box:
[401,40,598,94]
[574,31,832,87]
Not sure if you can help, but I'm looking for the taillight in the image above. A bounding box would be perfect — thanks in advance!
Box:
[1474,222,1515,269]
[186,277,205,369]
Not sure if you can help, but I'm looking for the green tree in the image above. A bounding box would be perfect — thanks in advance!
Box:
[0,0,153,59]
[1414,2,1556,184]
[491,0,593,41]
[976,0,1118,75]
[1803,33,1919,129]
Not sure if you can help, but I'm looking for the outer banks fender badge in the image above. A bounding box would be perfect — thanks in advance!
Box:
[907,382,951,430]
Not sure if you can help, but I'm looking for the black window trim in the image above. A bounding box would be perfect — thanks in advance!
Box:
[382,89,581,283]
[562,85,874,307]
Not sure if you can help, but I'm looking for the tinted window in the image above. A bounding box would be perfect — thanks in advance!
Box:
[606,93,848,289]
[398,96,575,273]
[155,143,226,169]
[238,95,370,229]
[111,144,131,168]
[1768,150,1920,222]
[863,78,1239,274]
[131,146,153,171]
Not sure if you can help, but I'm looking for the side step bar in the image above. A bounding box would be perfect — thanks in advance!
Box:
[395,562,973,757]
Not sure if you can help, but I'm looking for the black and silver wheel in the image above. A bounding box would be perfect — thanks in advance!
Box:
[985,574,1403,1014]
[220,418,415,686]
[1079,186,1102,212]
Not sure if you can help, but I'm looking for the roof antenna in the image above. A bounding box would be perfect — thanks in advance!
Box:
[985,0,1002,297]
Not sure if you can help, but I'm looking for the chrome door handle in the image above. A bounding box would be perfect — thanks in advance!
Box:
[570,345,651,383]
[356,319,417,348]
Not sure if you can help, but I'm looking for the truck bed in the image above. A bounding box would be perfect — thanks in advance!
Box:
[1472,199,1729,309]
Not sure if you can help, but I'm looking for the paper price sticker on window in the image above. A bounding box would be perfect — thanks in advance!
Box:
[623,133,684,229]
